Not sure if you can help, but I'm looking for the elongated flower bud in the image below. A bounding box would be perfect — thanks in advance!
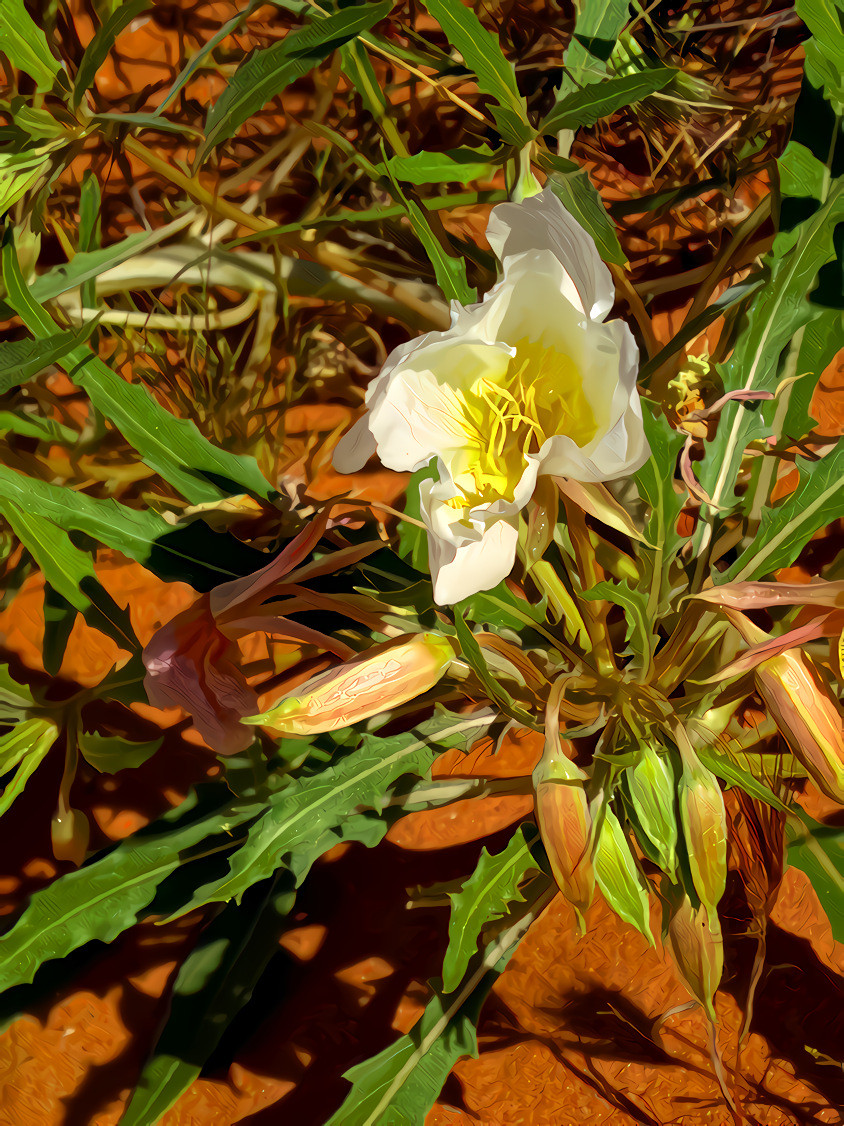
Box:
[676,730,727,915]
[755,650,844,803]
[627,743,678,879]
[535,756,595,914]
[533,677,594,913]
[667,893,724,1022]
[594,804,654,943]
[243,633,454,736]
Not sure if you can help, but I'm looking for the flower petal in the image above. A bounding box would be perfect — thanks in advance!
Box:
[486,187,616,321]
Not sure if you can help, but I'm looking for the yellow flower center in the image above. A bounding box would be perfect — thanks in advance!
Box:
[443,338,597,509]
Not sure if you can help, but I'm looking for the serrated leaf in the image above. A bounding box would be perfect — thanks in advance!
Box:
[199,2,392,162]
[0,0,61,90]
[0,666,35,720]
[385,146,498,185]
[0,718,57,819]
[452,609,530,723]
[419,0,533,146]
[442,827,535,992]
[726,441,844,580]
[71,0,149,107]
[459,580,548,637]
[795,0,844,112]
[0,790,261,993]
[697,746,788,812]
[594,804,654,942]
[1,229,273,504]
[786,812,844,941]
[172,711,494,913]
[79,731,162,774]
[697,180,844,513]
[325,890,546,1126]
[542,157,626,264]
[542,68,673,133]
[0,500,96,612]
[556,0,631,99]
[120,879,294,1126]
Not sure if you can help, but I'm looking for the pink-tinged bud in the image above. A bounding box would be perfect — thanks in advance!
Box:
[667,894,723,1022]
[676,732,727,915]
[533,722,595,914]
[243,633,454,736]
[755,650,844,803]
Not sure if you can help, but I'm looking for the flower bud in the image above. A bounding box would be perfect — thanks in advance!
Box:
[535,766,595,915]
[755,650,844,803]
[244,633,454,736]
[667,893,723,1022]
[627,742,678,879]
[594,805,654,943]
[678,744,727,915]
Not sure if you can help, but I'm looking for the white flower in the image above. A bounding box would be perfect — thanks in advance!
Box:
[333,188,649,605]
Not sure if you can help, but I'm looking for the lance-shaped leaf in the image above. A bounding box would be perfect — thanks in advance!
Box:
[326,885,549,1126]
[786,812,844,942]
[2,230,273,504]
[0,0,61,90]
[541,155,626,264]
[0,718,58,819]
[0,789,264,992]
[420,0,533,146]
[697,180,844,515]
[71,0,149,107]
[626,743,678,879]
[795,0,844,112]
[442,826,537,992]
[199,2,392,162]
[555,0,631,99]
[78,732,162,774]
[541,68,674,134]
[385,146,498,185]
[594,804,654,942]
[120,879,295,1126]
[582,580,655,671]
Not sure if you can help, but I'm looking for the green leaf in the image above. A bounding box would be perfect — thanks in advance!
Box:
[42,586,78,677]
[787,813,844,941]
[697,180,844,514]
[541,68,674,133]
[419,0,533,146]
[778,140,828,201]
[385,146,498,185]
[78,731,162,773]
[795,0,844,112]
[78,170,101,308]
[0,409,76,444]
[0,789,261,992]
[327,886,546,1126]
[341,38,408,155]
[0,718,57,819]
[625,744,678,878]
[29,231,152,303]
[697,746,788,812]
[0,464,168,562]
[380,170,476,304]
[582,579,655,669]
[594,804,654,942]
[199,2,392,163]
[442,827,536,992]
[2,229,273,503]
[71,0,149,108]
[459,580,548,637]
[0,500,96,612]
[556,0,631,99]
[173,710,494,913]
[0,0,61,90]
[781,308,844,439]
[396,463,435,573]
[0,666,35,721]
[541,156,626,264]
[726,441,844,580]
[0,324,96,394]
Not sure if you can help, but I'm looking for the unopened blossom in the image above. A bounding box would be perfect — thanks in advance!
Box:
[334,188,649,604]
[243,632,454,736]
